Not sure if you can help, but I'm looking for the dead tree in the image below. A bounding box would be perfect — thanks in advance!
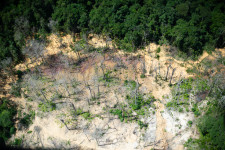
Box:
[165,64,171,81]
[142,55,146,75]
[149,60,154,76]
[59,78,71,97]
[176,72,183,104]
[135,79,139,105]
[56,73,79,114]
[100,60,106,80]
[86,84,93,99]
[95,65,100,96]
[169,67,176,85]
[82,74,93,103]
[154,66,158,81]
[131,60,139,105]
[27,75,49,105]
[29,39,46,64]
[158,61,161,77]
[143,31,147,48]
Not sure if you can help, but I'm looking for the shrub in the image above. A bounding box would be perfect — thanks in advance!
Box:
[178,107,183,112]
[192,104,201,117]
[16,70,23,79]
[104,70,112,82]
[110,109,124,122]
[140,74,146,78]
[138,120,148,129]
[12,138,23,146]
[156,47,161,53]
[38,101,56,112]
[188,120,193,127]
[81,112,93,120]
[19,111,35,128]
[156,54,160,60]
[0,98,17,141]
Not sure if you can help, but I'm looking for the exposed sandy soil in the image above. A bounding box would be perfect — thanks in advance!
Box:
[1,34,224,150]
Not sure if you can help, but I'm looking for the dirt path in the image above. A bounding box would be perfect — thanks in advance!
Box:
[154,101,168,149]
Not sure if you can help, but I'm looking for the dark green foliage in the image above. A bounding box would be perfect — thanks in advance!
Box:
[12,138,23,146]
[187,120,193,127]
[156,54,160,60]
[140,74,146,78]
[184,138,199,149]
[16,70,23,79]
[52,1,88,33]
[1,0,224,63]
[19,111,35,128]
[0,0,55,63]
[192,105,200,117]
[195,85,225,149]
[138,120,148,129]
[156,47,161,53]
[0,98,17,141]
[197,114,225,149]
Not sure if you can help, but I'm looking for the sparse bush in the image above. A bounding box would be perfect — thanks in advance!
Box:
[12,138,23,146]
[38,101,56,112]
[81,112,93,120]
[19,111,35,128]
[124,80,136,90]
[156,54,160,60]
[110,109,124,122]
[140,74,145,78]
[104,70,112,82]
[188,120,193,127]
[138,120,148,129]
[178,107,183,112]
[156,47,161,53]
[192,104,201,117]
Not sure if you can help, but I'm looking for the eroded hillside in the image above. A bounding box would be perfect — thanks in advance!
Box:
[1,34,224,150]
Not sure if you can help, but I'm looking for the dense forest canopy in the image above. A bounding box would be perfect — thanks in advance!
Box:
[0,0,224,63]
